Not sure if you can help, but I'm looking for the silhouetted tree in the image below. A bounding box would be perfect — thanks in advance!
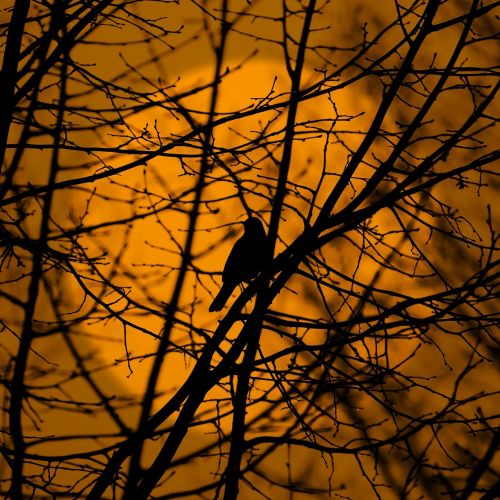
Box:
[1,1,498,498]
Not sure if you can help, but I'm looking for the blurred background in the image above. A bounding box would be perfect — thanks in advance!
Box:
[1,1,498,498]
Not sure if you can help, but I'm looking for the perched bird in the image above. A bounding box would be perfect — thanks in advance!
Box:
[209,217,269,312]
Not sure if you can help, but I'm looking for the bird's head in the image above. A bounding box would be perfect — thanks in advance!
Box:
[243,217,266,237]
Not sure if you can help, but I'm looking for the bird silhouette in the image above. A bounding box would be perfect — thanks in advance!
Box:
[209,217,269,312]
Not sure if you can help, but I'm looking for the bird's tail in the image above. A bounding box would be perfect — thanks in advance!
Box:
[209,282,237,312]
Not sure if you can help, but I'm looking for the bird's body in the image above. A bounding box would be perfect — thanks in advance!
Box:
[209,217,269,312]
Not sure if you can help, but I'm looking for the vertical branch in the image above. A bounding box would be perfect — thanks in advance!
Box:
[222,314,264,500]
[0,0,31,170]
[268,0,317,252]
[223,2,317,498]
[124,1,232,496]
[8,3,67,498]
